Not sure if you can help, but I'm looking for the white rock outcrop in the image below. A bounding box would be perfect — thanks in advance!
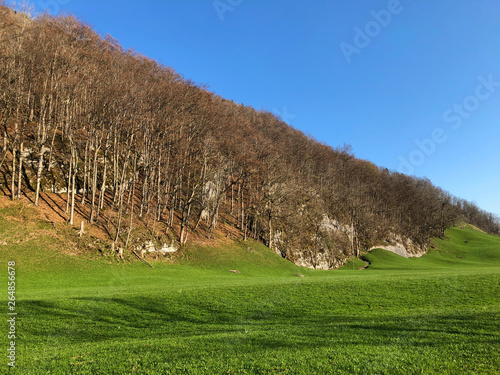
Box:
[369,235,426,258]
[135,241,178,255]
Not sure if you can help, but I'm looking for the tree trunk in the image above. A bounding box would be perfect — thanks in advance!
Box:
[98,136,110,214]
[16,141,23,199]
[180,202,192,246]
[34,147,47,206]
[65,155,72,214]
[10,149,16,200]
[125,155,137,248]
[268,212,273,251]
[69,165,76,226]
[81,139,89,205]
[68,142,78,226]
[89,148,99,223]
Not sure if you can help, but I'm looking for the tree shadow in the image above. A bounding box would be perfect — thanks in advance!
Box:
[38,193,67,222]
[21,296,500,351]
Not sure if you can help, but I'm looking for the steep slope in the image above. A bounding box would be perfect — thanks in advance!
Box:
[0,4,498,269]
[0,195,306,277]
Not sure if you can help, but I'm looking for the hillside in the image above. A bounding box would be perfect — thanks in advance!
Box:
[0,4,499,269]
[1,196,498,277]
[1,199,499,373]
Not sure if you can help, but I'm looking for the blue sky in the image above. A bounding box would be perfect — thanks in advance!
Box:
[23,0,500,217]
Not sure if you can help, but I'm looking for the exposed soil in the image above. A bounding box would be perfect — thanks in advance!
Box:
[0,187,246,251]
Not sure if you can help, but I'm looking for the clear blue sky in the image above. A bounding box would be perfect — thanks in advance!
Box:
[22,0,500,217]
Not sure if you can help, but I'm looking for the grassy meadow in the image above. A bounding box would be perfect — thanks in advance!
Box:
[0,202,499,374]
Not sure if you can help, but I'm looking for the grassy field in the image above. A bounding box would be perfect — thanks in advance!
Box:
[1,202,499,374]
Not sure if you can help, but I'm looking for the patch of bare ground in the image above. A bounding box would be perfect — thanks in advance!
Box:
[0,186,247,262]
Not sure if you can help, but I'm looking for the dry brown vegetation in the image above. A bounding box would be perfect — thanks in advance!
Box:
[0,4,498,267]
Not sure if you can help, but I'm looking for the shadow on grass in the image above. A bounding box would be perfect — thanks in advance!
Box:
[21,296,500,350]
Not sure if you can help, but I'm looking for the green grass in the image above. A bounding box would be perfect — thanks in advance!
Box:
[364,226,500,271]
[1,203,499,374]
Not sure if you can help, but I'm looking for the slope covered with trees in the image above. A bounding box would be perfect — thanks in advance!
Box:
[1,5,498,268]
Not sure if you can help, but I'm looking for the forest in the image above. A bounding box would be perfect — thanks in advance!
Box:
[1,4,498,268]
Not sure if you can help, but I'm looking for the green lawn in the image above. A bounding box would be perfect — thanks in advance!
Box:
[1,203,499,374]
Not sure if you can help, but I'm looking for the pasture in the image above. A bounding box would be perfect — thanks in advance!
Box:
[1,203,499,374]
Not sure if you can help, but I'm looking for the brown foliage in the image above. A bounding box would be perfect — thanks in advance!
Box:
[0,4,498,266]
